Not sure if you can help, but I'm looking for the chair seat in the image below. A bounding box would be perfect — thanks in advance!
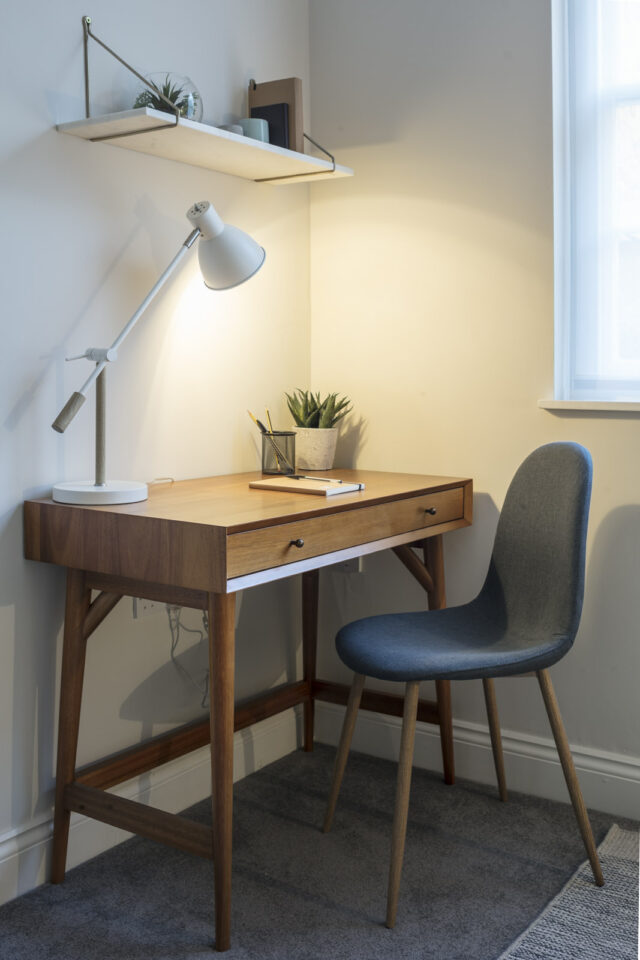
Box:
[336,602,573,681]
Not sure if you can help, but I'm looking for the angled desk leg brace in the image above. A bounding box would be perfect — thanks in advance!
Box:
[51,570,92,882]
[52,573,125,879]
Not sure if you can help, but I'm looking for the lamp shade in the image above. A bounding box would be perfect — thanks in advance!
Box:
[186,201,265,290]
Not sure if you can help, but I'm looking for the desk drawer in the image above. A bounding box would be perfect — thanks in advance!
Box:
[226,487,464,578]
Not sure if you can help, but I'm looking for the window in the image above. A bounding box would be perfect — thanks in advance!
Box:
[553,0,640,402]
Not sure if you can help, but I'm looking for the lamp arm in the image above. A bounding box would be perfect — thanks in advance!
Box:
[52,227,200,433]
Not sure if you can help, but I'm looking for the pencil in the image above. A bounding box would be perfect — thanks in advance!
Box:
[265,409,281,468]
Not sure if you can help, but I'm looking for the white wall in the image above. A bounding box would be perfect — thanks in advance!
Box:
[309,0,640,815]
[1,0,312,901]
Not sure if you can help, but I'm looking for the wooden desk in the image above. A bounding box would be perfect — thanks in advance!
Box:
[24,469,472,951]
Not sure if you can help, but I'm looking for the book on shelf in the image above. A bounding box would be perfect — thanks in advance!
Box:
[250,102,289,148]
[248,77,303,153]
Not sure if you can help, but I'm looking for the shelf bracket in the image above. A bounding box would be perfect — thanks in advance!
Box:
[254,132,337,183]
[82,15,180,142]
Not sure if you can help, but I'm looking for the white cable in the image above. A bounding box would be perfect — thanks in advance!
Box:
[166,606,210,707]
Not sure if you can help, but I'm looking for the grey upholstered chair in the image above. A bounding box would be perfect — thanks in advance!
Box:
[323,442,604,928]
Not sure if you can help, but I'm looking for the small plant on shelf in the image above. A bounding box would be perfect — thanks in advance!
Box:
[285,389,351,429]
[133,73,202,120]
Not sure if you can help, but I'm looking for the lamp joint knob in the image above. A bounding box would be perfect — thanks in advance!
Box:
[66,347,118,363]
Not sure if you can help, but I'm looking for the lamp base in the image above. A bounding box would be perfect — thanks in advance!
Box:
[52,480,148,505]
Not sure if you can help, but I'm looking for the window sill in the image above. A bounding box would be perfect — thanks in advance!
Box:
[539,400,640,414]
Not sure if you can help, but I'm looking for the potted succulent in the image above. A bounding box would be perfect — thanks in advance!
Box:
[133,73,203,121]
[285,389,351,470]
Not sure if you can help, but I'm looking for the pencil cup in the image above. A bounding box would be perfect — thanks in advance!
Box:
[261,431,295,475]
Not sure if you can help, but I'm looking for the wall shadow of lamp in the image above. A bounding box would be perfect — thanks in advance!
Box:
[51,201,265,504]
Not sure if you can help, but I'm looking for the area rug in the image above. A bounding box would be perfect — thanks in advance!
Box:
[498,825,639,960]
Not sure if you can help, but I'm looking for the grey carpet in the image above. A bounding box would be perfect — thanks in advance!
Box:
[498,824,639,960]
[0,745,636,960]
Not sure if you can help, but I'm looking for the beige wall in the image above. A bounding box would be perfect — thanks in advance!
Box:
[309,0,640,783]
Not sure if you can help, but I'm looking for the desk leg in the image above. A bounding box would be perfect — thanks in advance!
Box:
[302,570,319,752]
[52,569,91,883]
[423,537,455,786]
[208,592,236,952]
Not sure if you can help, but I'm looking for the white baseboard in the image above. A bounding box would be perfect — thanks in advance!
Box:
[0,708,302,907]
[315,701,640,821]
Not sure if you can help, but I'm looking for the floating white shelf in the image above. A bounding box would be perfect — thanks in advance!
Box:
[57,107,354,185]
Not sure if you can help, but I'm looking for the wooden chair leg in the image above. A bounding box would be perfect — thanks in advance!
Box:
[323,673,365,833]
[386,680,420,929]
[482,678,508,802]
[537,669,604,886]
[435,679,455,786]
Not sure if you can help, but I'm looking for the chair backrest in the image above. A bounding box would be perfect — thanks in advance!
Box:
[479,443,593,645]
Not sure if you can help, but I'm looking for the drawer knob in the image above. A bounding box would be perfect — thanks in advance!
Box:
[424,507,437,516]
[290,538,305,548]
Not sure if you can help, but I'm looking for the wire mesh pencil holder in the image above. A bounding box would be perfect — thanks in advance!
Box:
[261,431,295,475]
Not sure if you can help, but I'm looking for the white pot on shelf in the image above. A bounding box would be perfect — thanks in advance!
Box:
[293,427,338,471]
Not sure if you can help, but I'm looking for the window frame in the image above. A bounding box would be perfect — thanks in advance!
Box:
[546,0,640,411]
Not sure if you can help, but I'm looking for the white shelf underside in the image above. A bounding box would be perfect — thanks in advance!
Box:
[57,108,353,185]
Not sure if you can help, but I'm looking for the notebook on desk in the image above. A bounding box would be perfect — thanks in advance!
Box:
[249,475,365,496]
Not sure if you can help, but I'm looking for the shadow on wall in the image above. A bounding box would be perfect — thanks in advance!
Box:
[1,133,143,438]
[2,132,195,456]
[3,502,65,894]
[118,578,301,773]
[335,416,366,469]
[580,504,640,716]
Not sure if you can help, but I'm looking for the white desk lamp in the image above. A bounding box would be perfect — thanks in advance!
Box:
[51,200,265,505]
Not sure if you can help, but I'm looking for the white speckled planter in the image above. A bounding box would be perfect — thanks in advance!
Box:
[293,427,338,470]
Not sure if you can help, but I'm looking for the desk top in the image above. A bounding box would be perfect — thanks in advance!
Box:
[24,470,472,593]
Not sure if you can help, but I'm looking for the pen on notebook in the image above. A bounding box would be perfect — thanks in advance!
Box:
[292,475,342,483]
[293,475,364,489]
